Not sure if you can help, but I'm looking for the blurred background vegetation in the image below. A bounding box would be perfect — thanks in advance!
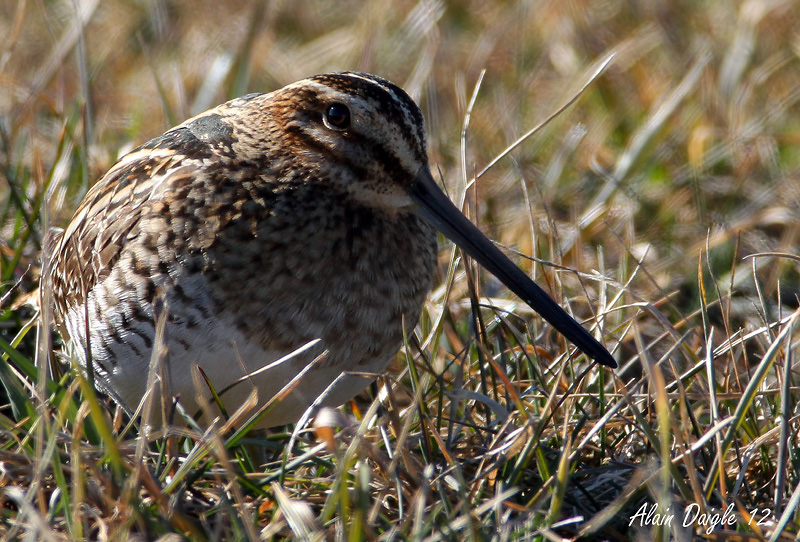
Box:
[2,0,800,540]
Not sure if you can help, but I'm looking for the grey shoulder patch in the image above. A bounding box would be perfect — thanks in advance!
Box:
[186,114,237,157]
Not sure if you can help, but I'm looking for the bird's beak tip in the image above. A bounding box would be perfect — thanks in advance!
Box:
[407,164,617,370]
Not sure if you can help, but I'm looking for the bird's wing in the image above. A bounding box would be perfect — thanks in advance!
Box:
[47,95,273,322]
[47,136,202,321]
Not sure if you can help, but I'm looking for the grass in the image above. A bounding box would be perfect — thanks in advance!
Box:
[2,0,800,540]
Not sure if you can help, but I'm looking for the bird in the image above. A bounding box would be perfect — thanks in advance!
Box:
[46,72,615,428]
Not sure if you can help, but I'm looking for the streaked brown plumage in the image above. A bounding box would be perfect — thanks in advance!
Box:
[47,72,614,428]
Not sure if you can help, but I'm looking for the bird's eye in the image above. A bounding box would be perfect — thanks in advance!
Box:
[324,103,351,130]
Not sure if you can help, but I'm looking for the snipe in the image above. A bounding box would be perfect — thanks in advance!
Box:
[47,72,615,427]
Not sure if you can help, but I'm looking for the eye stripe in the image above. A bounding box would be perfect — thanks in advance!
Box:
[309,72,427,157]
[347,72,426,143]
[283,122,370,181]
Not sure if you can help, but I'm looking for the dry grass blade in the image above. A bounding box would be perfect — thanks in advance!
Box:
[476,52,616,180]
[272,483,325,542]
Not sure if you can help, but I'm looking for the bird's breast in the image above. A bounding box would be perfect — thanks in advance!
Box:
[194,187,438,366]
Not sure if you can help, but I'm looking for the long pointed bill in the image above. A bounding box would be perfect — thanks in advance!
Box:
[408,167,616,369]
